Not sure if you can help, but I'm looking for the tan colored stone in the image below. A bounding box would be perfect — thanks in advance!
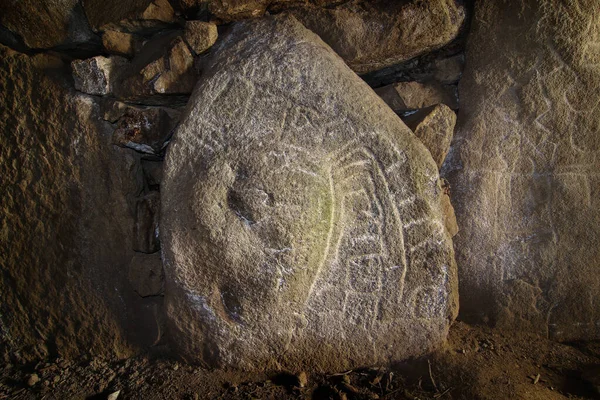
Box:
[376,81,458,113]
[162,16,457,372]
[102,30,142,57]
[445,0,600,340]
[441,194,458,238]
[403,104,456,169]
[83,0,175,32]
[140,38,196,95]
[289,0,465,74]
[184,21,218,55]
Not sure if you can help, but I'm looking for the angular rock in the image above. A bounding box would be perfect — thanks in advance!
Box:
[445,0,600,340]
[72,56,127,95]
[129,253,165,297]
[289,0,465,74]
[113,106,180,155]
[375,81,459,113]
[141,37,196,94]
[102,30,143,58]
[161,16,457,371]
[134,191,160,254]
[83,0,176,32]
[183,21,218,55]
[0,0,96,49]
[0,45,150,361]
[403,104,456,168]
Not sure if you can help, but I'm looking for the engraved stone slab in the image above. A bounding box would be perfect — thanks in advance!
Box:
[161,15,457,372]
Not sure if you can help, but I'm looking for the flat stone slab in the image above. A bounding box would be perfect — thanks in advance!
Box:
[161,15,457,372]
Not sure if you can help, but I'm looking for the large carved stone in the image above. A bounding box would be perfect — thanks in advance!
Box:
[444,0,600,340]
[161,16,457,372]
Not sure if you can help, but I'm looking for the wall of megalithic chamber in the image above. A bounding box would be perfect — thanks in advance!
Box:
[1,0,599,368]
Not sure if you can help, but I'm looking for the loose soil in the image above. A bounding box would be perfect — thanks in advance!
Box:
[1,322,599,399]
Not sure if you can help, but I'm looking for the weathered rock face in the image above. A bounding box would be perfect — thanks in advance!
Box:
[289,0,465,74]
[0,0,96,49]
[162,16,457,371]
[0,45,157,361]
[83,0,176,32]
[445,0,600,340]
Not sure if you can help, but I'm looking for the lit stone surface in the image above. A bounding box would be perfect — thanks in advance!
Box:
[161,16,457,372]
[445,0,600,340]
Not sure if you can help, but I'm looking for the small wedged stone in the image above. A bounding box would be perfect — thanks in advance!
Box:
[115,34,197,102]
[141,37,196,94]
[162,15,457,372]
[72,56,127,95]
[83,0,176,33]
[134,191,160,254]
[113,106,180,155]
[129,253,165,297]
[102,31,143,58]
[183,21,218,55]
[403,104,456,169]
[375,81,459,114]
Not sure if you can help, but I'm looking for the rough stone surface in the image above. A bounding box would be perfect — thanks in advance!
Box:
[162,16,457,372]
[129,253,165,297]
[183,21,218,55]
[0,45,155,361]
[141,37,196,94]
[134,191,161,254]
[376,81,459,114]
[0,0,96,49]
[445,0,600,340]
[403,104,456,169]
[113,106,180,155]
[102,30,142,58]
[289,0,465,74]
[72,56,127,95]
[83,0,175,32]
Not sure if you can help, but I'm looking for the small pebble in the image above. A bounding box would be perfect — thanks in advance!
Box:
[107,390,121,400]
[27,373,40,387]
[297,371,308,388]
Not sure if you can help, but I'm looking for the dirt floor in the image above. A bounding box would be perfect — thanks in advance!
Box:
[1,321,600,399]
